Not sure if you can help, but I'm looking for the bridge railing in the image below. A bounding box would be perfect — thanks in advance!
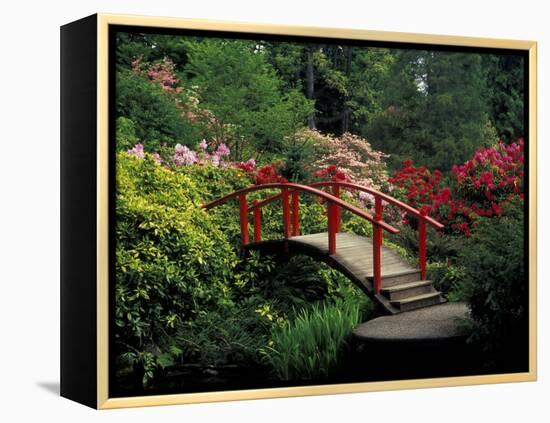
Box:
[202,182,403,295]
[248,181,444,288]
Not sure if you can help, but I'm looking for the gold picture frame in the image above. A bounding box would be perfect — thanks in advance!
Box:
[61,13,537,409]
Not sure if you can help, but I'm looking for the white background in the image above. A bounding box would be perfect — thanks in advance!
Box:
[0,0,547,421]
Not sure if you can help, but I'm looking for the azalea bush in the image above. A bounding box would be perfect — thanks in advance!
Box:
[389,139,525,236]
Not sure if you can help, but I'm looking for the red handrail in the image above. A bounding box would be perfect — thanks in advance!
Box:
[251,181,443,230]
[202,182,399,234]
[202,183,401,294]
[244,181,445,290]
[310,181,443,281]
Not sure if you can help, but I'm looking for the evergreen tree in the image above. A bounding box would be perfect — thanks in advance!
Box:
[482,54,525,141]
[365,50,495,171]
[183,39,313,159]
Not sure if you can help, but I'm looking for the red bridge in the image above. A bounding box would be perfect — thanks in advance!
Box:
[203,182,445,314]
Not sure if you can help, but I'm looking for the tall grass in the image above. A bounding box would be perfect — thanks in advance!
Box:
[262,300,361,381]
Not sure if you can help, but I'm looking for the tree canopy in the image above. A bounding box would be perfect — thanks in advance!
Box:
[115,31,525,172]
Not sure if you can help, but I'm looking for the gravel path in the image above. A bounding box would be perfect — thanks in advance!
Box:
[353,302,471,341]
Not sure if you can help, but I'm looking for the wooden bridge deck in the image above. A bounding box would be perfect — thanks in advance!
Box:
[290,232,413,278]
[245,232,447,314]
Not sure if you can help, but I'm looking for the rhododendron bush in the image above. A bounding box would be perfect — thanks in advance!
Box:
[389,139,525,236]
[311,130,390,190]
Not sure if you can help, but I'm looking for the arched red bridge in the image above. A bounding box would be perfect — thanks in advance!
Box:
[203,182,445,314]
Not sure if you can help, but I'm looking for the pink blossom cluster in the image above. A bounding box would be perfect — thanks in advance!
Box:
[172,141,232,167]
[174,144,198,166]
[132,56,182,94]
[127,143,161,164]
[127,143,145,158]
[126,140,241,170]
[236,158,256,173]
[452,139,524,196]
[130,57,232,147]
[305,129,390,190]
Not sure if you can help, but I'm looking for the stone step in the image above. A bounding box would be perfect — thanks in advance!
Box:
[380,280,435,301]
[390,292,445,312]
[367,269,422,288]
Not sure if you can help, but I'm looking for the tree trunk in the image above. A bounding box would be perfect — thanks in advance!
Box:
[341,46,353,133]
[306,46,316,129]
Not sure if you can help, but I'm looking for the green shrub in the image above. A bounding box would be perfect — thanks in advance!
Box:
[388,223,463,263]
[262,300,362,381]
[460,200,527,370]
[116,117,139,151]
[115,153,241,384]
[173,302,274,368]
[427,261,466,301]
[116,68,201,150]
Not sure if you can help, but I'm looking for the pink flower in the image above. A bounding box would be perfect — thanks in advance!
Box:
[127,143,145,159]
[359,191,375,204]
[479,171,494,188]
[151,152,162,164]
[173,144,198,166]
[199,139,208,151]
[210,154,220,167]
[215,143,230,157]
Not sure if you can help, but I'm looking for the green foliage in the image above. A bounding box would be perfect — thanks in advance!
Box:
[238,255,330,312]
[115,154,368,385]
[115,153,240,384]
[365,50,493,171]
[483,54,525,141]
[173,303,273,368]
[262,299,362,380]
[170,160,252,249]
[116,117,139,151]
[280,135,317,182]
[116,68,201,150]
[183,39,314,159]
[116,32,192,69]
[341,214,374,238]
[388,224,462,263]
[460,200,526,369]
[427,261,466,301]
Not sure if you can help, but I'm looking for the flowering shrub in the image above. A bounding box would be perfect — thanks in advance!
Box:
[452,139,524,214]
[173,144,198,166]
[254,162,288,184]
[389,139,525,236]
[128,57,232,150]
[236,158,256,174]
[313,164,351,183]
[132,56,182,94]
[311,130,390,190]
[126,141,267,192]
[127,143,145,159]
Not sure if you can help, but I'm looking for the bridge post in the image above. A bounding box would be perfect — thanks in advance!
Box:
[291,191,300,236]
[282,187,291,239]
[253,200,261,242]
[332,185,341,232]
[239,193,249,246]
[419,217,427,280]
[328,201,337,255]
[373,197,383,294]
